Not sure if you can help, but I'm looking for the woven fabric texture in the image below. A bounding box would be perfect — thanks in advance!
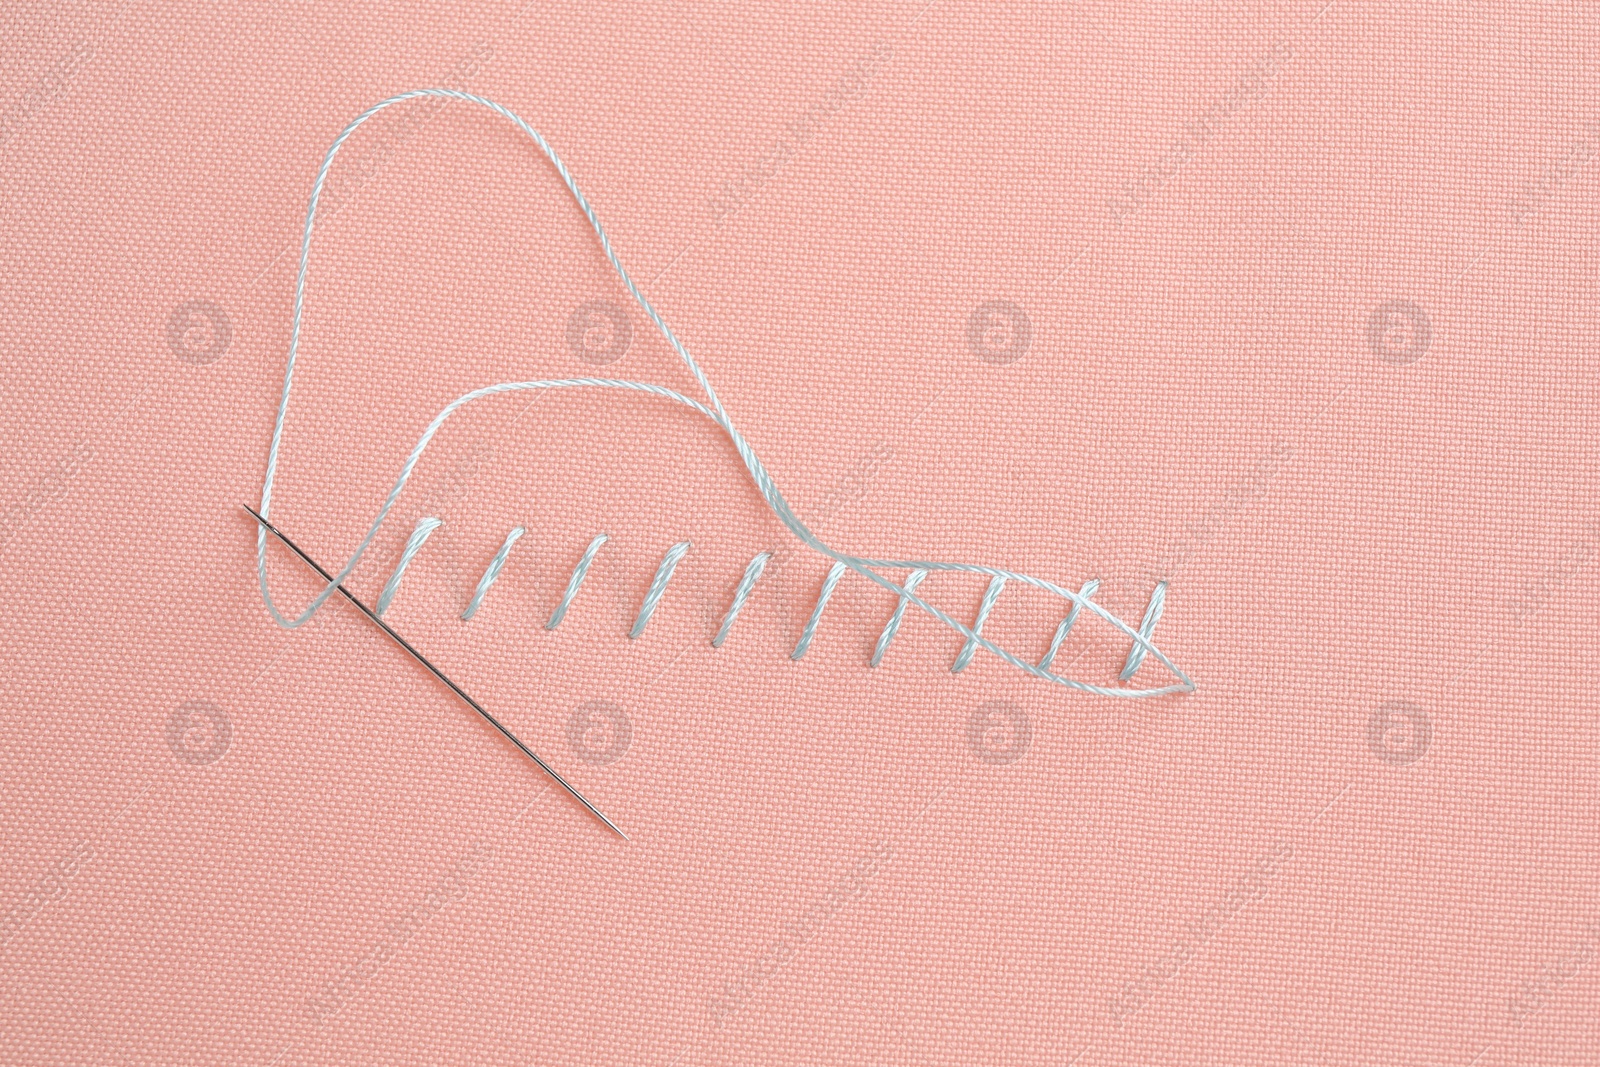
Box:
[1,3,1596,1064]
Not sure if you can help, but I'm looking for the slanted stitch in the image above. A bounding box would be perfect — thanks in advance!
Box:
[375,517,443,617]
[631,541,691,638]
[547,534,608,630]
[461,526,526,620]
[952,575,1007,673]
[792,560,849,661]
[1119,581,1169,680]
[1039,578,1101,671]
[871,568,927,667]
[713,551,770,648]
[253,91,1194,699]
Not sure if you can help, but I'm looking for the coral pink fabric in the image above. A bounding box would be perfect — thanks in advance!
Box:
[2,3,1596,1064]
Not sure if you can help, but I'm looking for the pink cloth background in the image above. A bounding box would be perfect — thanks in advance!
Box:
[2,2,1597,1063]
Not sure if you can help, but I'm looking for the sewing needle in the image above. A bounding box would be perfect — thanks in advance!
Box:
[243,505,628,840]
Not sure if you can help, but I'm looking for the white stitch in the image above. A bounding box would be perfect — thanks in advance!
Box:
[631,541,691,638]
[546,534,607,630]
[1040,578,1100,671]
[461,526,525,621]
[951,575,1006,673]
[375,517,442,617]
[253,91,1194,699]
[1119,581,1169,680]
[871,568,927,667]
[792,560,849,660]
[713,551,770,648]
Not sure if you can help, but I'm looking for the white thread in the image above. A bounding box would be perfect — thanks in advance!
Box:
[375,516,442,617]
[951,575,1006,673]
[253,90,1193,699]
[1039,577,1100,671]
[1119,580,1169,680]
[461,526,525,620]
[792,560,849,661]
[547,533,607,630]
[713,551,770,648]
[871,568,927,667]
[631,541,691,638]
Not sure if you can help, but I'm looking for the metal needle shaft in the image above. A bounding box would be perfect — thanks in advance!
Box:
[243,505,628,840]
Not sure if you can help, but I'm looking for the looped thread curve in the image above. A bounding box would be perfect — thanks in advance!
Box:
[255,89,1195,700]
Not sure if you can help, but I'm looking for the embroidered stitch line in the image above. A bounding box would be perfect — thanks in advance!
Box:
[631,541,692,639]
[791,560,849,661]
[952,575,1007,673]
[547,533,607,631]
[460,525,524,621]
[1039,577,1100,672]
[872,568,927,667]
[253,89,1194,699]
[376,527,1171,678]
[714,551,770,648]
[375,516,441,617]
